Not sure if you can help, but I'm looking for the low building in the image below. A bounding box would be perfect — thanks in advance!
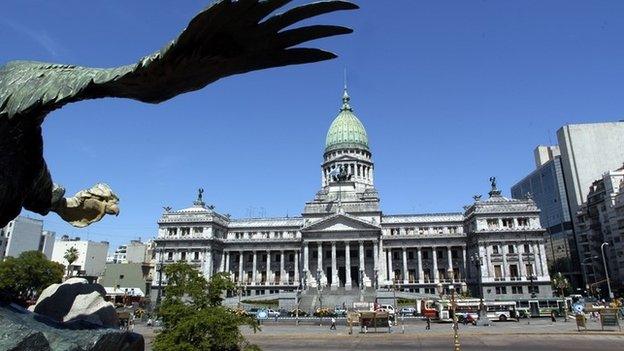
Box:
[51,236,109,278]
[111,240,149,264]
[99,263,152,301]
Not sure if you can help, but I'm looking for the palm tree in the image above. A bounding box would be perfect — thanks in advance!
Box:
[63,246,79,278]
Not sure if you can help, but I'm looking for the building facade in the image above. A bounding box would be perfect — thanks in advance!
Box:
[51,236,109,277]
[0,216,54,260]
[511,147,581,288]
[575,166,624,297]
[153,90,553,302]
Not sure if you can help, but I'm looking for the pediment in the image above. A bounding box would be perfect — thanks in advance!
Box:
[303,213,380,232]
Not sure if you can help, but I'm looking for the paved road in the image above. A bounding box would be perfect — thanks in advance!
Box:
[246,333,624,351]
[137,318,624,351]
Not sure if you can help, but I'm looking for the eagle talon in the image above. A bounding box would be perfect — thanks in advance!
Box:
[52,183,120,228]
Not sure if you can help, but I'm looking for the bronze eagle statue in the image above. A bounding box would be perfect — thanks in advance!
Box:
[0,0,358,228]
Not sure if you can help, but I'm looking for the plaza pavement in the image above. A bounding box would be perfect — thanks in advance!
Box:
[136,317,624,351]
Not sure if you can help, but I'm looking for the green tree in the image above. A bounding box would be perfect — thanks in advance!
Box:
[0,251,64,302]
[63,246,79,278]
[154,262,260,351]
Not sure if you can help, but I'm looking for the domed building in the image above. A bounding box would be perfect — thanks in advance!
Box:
[153,89,553,309]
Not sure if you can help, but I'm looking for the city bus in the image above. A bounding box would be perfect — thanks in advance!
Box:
[515,298,567,318]
[483,301,518,321]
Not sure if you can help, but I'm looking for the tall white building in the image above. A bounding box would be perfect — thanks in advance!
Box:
[557,121,624,216]
[51,236,109,277]
[39,230,56,259]
[154,90,553,306]
[0,216,44,260]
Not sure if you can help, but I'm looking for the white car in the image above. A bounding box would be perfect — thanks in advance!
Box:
[265,309,280,318]
[376,305,395,315]
[399,307,416,316]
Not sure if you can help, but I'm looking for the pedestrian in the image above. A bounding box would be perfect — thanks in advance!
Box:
[462,316,468,326]
[550,311,557,323]
[330,317,336,330]
[426,317,431,330]
[274,313,278,322]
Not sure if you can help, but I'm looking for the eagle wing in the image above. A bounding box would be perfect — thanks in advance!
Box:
[0,0,358,119]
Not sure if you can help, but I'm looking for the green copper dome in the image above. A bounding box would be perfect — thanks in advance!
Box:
[325,90,369,152]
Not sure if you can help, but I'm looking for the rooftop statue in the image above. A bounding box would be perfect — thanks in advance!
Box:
[0,0,358,228]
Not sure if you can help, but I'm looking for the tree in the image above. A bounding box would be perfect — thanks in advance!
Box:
[0,251,64,303]
[552,272,571,296]
[153,262,260,351]
[63,246,79,278]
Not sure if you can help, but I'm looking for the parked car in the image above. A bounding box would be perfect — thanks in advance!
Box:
[334,306,347,317]
[376,305,395,315]
[287,308,309,317]
[399,307,416,316]
[265,309,280,318]
[247,308,261,317]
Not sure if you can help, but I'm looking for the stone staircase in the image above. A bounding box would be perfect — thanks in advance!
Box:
[299,287,377,313]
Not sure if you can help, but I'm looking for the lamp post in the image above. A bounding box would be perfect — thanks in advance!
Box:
[581,256,598,294]
[449,284,461,351]
[600,243,613,300]
[316,269,323,326]
[469,253,489,325]
[155,247,164,307]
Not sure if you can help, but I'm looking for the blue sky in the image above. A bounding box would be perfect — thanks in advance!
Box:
[2,1,624,252]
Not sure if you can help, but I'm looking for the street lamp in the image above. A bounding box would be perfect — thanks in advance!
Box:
[470,253,490,326]
[581,256,598,293]
[600,243,613,300]
[449,284,461,351]
[156,247,164,307]
[316,269,323,326]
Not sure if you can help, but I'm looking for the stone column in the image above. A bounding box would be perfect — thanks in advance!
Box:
[331,242,338,289]
[359,241,365,277]
[373,241,379,272]
[462,246,467,280]
[238,251,244,284]
[280,250,285,285]
[432,247,439,282]
[402,247,408,284]
[317,242,323,280]
[252,250,257,285]
[417,247,424,283]
[387,249,393,282]
[225,251,230,275]
[203,249,213,279]
[303,243,309,274]
[378,239,386,284]
[447,246,453,282]
[220,251,225,272]
[518,244,526,278]
[294,251,300,284]
[501,245,509,279]
[345,242,352,290]
[266,250,272,285]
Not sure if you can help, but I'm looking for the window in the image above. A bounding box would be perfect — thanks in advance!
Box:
[495,286,507,294]
[523,244,530,253]
[422,251,429,260]
[289,253,294,262]
[526,264,534,277]
[437,249,444,258]
[494,265,503,279]
[366,249,373,258]
[408,251,414,260]
[512,286,523,294]
[509,265,518,278]
[167,252,173,260]
[247,254,253,262]
[393,251,399,260]
[502,218,513,227]
[517,218,529,226]
[451,250,458,259]
[194,251,199,261]
[167,228,177,236]
[312,251,318,259]
[193,227,203,234]
[528,285,539,294]
[487,219,498,228]
[492,245,500,254]
[180,252,187,261]
[508,245,515,253]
